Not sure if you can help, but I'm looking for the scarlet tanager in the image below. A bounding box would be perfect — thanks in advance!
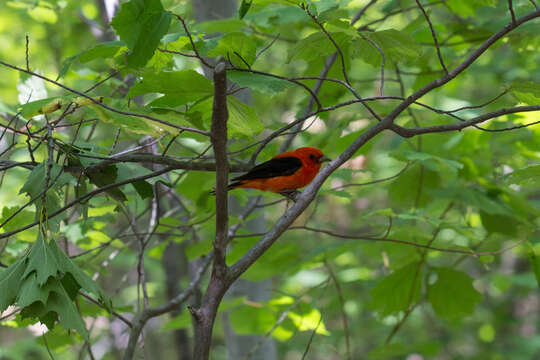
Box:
[219,147,330,199]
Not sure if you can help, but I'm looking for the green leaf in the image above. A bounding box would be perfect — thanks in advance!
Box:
[57,55,79,79]
[228,71,290,97]
[87,205,117,217]
[186,239,213,260]
[132,180,154,199]
[370,262,422,316]
[321,189,352,199]
[478,323,495,342]
[230,241,302,281]
[0,257,27,311]
[161,312,192,331]
[113,163,161,199]
[48,239,108,305]
[227,96,264,138]
[356,29,422,66]
[505,165,540,186]
[45,279,89,339]
[194,19,247,33]
[85,164,127,203]
[288,31,352,63]
[207,32,257,67]
[430,186,514,216]
[368,341,440,360]
[446,0,478,17]
[19,163,76,198]
[128,70,214,107]
[427,267,482,319]
[23,234,60,286]
[229,305,277,335]
[18,97,62,118]
[288,306,330,335]
[510,81,540,105]
[89,104,171,137]
[111,0,172,67]
[1,206,34,233]
[17,273,49,308]
[27,5,57,24]
[79,41,126,63]
[389,165,440,208]
[526,242,540,286]
[480,211,519,236]
[390,150,463,174]
[238,0,252,19]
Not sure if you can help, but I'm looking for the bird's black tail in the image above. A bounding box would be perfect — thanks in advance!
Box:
[209,181,244,195]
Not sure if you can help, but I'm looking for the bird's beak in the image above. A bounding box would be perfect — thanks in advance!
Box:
[318,155,331,163]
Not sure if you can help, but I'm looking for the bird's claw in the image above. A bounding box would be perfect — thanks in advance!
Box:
[279,190,301,202]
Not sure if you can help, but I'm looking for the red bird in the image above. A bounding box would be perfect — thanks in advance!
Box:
[225,147,330,199]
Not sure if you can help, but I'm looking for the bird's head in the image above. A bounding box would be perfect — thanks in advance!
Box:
[294,147,331,165]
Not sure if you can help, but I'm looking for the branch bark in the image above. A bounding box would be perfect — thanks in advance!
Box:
[191,61,230,360]
[383,9,540,123]
[210,61,230,275]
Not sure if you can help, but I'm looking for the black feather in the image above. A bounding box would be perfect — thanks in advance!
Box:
[232,157,302,181]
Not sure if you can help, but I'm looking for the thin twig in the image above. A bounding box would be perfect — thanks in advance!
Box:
[303,5,351,85]
[255,32,281,60]
[42,333,56,360]
[0,61,210,136]
[174,14,214,69]
[25,34,30,71]
[80,292,133,328]
[351,0,379,24]
[331,162,411,190]
[391,104,540,137]
[359,34,386,96]
[301,314,323,360]
[324,261,351,360]
[416,0,448,74]
[384,202,454,344]
[508,0,517,24]
[0,166,176,240]
[359,0,445,29]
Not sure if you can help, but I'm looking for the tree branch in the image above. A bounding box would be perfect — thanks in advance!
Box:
[383,9,540,123]
[0,61,210,136]
[0,166,176,240]
[390,105,540,137]
[210,61,230,276]
[122,254,212,360]
[228,119,391,281]
[415,0,448,74]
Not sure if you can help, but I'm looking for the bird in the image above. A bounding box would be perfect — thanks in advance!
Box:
[218,147,330,200]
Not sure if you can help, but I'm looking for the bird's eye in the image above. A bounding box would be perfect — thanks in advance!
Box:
[309,154,316,160]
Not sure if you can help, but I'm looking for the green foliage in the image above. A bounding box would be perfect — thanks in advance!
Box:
[0,0,539,358]
[427,267,483,320]
[356,29,422,66]
[207,32,258,67]
[228,71,291,97]
[370,262,423,317]
[111,0,172,67]
[128,70,213,107]
[0,234,110,339]
[229,304,276,334]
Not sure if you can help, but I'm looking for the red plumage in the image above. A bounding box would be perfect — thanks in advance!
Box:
[227,147,330,195]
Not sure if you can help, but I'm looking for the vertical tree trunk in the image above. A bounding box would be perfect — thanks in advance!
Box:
[163,242,192,360]
[192,1,277,359]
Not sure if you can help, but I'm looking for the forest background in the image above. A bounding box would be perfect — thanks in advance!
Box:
[0,0,539,359]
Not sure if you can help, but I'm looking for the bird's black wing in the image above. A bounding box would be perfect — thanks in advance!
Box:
[232,157,302,181]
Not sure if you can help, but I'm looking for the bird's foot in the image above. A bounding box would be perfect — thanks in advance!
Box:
[279,190,301,202]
